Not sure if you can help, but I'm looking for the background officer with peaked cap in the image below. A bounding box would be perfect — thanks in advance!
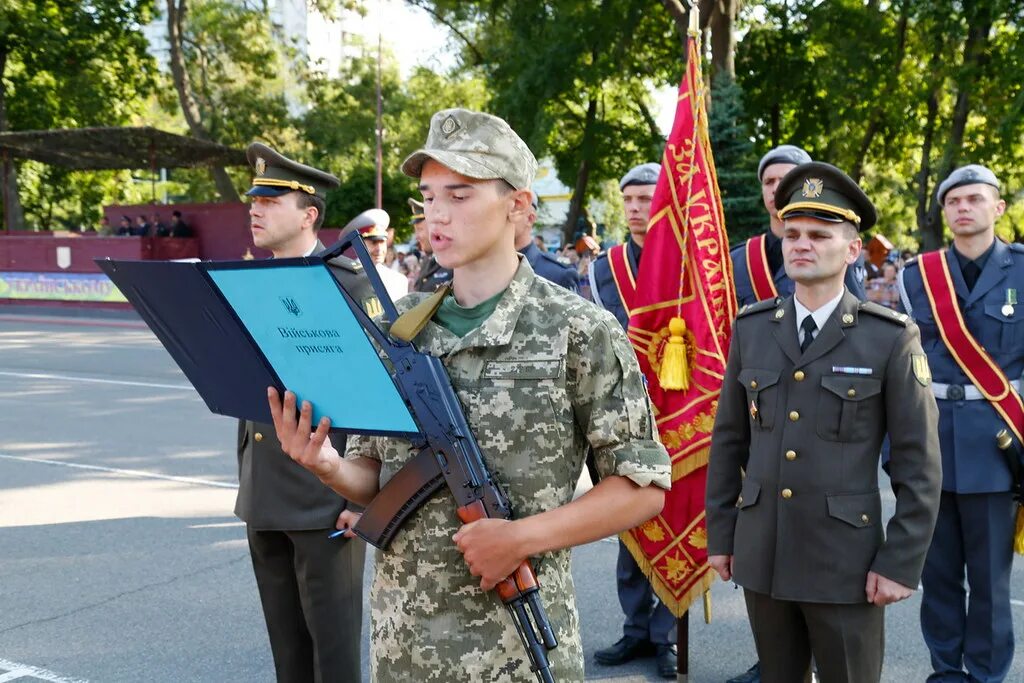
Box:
[238,142,373,683]
[514,190,579,292]
[731,146,866,311]
[409,196,454,293]
[707,161,941,683]
[898,164,1021,682]
[589,160,678,679]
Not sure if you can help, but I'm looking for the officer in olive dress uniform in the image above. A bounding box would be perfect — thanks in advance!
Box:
[899,165,1021,683]
[731,146,866,310]
[237,143,377,683]
[516,191,579,292]
[707,162,942,683]
[591,162,678,679]
[409,197,454,293]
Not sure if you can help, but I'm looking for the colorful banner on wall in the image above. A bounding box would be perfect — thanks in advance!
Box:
[0,272,127,303]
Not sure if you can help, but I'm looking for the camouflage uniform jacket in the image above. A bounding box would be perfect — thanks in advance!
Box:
[347,257,671,682]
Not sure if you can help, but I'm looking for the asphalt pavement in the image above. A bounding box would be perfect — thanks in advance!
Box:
[0,313,1020,682]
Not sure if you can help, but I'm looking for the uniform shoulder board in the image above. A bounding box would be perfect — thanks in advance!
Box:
[326,254,363,273]
[858,301,909,326]
[539,249,572,269]
[736,297,781,318]
[1007,242,1024,254]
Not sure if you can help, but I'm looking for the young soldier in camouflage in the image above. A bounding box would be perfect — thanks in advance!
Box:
[269,108,672,682]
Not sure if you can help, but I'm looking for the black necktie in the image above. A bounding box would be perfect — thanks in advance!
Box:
[800,315,818,353]
[962,260,981,291]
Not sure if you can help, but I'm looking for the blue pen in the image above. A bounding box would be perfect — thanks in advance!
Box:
[328,529,349,540]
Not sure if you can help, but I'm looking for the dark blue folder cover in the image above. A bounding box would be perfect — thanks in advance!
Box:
[97,257,418,437]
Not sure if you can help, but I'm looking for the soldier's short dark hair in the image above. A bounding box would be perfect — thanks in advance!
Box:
[296,193,327,231]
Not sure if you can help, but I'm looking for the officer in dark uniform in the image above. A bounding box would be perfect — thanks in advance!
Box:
[238,142,375,683]
[515,191,579,292]
[409,197,454,293]
[731,145,865,310]
[591,162,677,679]
[898,164,1020,683]
[707,162,941,683]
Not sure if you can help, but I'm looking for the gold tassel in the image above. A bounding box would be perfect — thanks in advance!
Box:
[703,589,712,624]
[658,317,690,391]
[1015,506,1024,555]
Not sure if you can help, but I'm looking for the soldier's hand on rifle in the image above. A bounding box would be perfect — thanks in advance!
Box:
[453,518,525,591]
[268,388,340,480]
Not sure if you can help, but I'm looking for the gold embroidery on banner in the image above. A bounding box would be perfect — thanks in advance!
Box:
[640,519,666,543]
[687,527,707,550]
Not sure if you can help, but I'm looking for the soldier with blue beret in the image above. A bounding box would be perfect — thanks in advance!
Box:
[589,160,678,679]
[730,146,865,314]
[514,190,579,292]
[899,163,1020,683]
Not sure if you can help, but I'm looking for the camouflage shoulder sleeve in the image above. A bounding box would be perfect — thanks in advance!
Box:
[569,312,671,490]
[344,433,383,462]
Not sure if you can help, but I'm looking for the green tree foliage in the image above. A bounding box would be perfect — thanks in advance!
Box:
[408,0,683,244]
[736,0,1024,249]
[707,72,761,242]
[302,43,488,237]
[0,0,157,229]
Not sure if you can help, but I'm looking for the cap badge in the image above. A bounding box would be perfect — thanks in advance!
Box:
[440,115,460,138]
[255,157,267,176]
[801,178,824,198]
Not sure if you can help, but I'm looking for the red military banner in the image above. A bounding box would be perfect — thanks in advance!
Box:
[620,30,737,616]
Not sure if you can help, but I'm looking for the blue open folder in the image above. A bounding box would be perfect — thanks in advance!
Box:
[96,238,419,437]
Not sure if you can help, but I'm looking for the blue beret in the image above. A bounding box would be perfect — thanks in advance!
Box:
[619,162,660,190]
[758,145,812,181]
[936,164,1000,203]
[529,190,539,211]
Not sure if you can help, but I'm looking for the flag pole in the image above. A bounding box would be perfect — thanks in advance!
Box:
[676,8,702,682]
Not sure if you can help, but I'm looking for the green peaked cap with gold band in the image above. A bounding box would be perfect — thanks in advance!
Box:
[245,142,340,200]
[775,161,877,232]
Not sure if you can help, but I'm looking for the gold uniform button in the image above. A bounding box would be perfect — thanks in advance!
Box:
[781,488,793,499]
[847,388,857,397]
[254,432,264,442]
[789,410,800,421]
[794,370,805,381]
[785,450,797,461]
[750,380,758,389]
[861,514,870,523]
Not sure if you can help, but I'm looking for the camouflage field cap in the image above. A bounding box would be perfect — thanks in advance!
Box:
[776,161,877,231]
[408,197,425,225]
[245,142,339,199]
[401,108,538,190]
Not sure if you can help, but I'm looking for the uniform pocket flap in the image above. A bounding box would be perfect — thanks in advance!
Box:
[984,303,1024,324]
[821,376,882,402]
[482,358,563,380]
[737,369,780,392]
[736,479,761,509]
[826,491,881,528]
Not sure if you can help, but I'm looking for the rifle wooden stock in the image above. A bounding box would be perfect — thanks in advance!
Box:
[354,447,446,549]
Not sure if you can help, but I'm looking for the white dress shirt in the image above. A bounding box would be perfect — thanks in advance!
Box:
[794,288,845,346]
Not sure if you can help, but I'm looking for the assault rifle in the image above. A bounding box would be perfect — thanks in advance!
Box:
[321,233,558,683]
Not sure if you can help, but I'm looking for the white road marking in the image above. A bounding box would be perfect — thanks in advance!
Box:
[0,370,191,391]
[0,658,88,683]
[1012,599,1024,608]
[0,453,237,490]
[188,521,246,529]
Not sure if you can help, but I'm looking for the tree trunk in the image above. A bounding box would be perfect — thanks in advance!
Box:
[0,42,25,230]
[166,0,239,202]
[919,4,993,249]
[915,49,942,251]
[562,98,598,247]
[708,0,737,78]
[851,0,910,183]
